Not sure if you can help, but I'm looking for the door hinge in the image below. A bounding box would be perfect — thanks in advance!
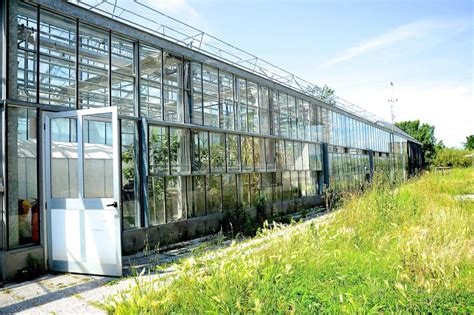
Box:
[43,123,46,130]
[45,201,47,209]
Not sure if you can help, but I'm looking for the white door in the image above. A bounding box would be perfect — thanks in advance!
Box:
[43,107,122,276]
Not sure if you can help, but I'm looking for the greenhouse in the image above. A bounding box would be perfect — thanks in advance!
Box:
[0,0,422,279]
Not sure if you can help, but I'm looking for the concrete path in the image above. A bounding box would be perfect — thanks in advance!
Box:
[0,209,328,314]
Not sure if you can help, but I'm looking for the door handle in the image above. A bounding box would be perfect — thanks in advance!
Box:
[107,201,118,208]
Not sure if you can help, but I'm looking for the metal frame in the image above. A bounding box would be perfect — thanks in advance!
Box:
[42,106,121,276]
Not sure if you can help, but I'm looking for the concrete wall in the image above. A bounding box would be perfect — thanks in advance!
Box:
[122,195,322,255]
[0,245,44,281]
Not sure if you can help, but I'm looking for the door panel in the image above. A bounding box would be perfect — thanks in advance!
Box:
[44,107,121,276]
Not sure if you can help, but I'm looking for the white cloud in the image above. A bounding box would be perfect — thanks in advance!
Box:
[321,19,465,68]
[338,84,474,148]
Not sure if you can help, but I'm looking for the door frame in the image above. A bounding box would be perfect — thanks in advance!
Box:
[42,106,122,276]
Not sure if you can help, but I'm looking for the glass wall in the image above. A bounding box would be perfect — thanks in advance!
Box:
[8,0,413,237]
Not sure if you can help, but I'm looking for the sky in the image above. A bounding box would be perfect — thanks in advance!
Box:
[131,0,472,147]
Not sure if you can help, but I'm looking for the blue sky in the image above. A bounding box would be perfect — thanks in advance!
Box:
[144,0,473,147]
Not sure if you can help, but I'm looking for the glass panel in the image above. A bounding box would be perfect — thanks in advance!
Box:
[219,71,234,130]
[148,176,165,225]
[79,23,109,108]
[112,35,136,117]
[190,175,205,217]
[140,44,162,120]
[247,81,259,133]
[222,174,236,211]
[241,136,253,171]
[299,171,306,197]
[8,107,39,247]
[285,141,294,170]
[163,52,183,122]
[149,125,168,175]
[265,138,276,171]
[192,130,209,173]
[259,86,270,135]
[294,141,303,171]
[250,173,261,205]
[17,3,38,102]
[236,77,247,131]
[203,65,219,127]
[276,140,285,170]
[282,171,291,200]
[207,175,222,214]
[165,176,185,222]
[239,174,250,208]
[170,127,190,174]
[288,96,297,139]
[83,113,113,198]
[254,137,265,171]
[271,90,280,136]
[39,10,76,107]
[279,93,288,137]
[262,172,273,202]
[210,132,225,173]
[191,62,203,125]
[226,134,240,172]
[121,120,140,229]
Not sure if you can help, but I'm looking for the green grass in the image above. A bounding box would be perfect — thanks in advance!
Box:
[106,168,474,313]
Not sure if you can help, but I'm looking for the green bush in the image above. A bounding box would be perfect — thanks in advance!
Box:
[433,148,474,168]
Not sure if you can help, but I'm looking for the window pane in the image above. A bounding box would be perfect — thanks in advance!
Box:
[111,36,136,117]
[189,175,206,217]
[148,176,165,225]
[279,93,288,137]
[276,140,285,170]
[236,77,247,131]
[50,118,78,198]
[122,120,140,229]
[39,10,76,107]
[285,141,294,170]
[203,66,219,127]
[262,172,273,203]
[288,96,297,139]
[250,173,261,205]
[166,176,186,222]
[239,174,250,208]
[219,71,234,130]
[210,132,225,173]
[207,175,222,214]
[192,130,209,173]
[241,136,253,171]
[247,81,259,133]
[170,127,190,174]
[17,3,38,102]
[79,24,109,108]
[282,171,292,201]
[149,125,168,175]
[254,137,265,171]
[265,138,276,171]
[163,52,183,122]
[222,174,236,211]
[294,141,303,171]
[83,114,113,198]
[191,62,203,124]
[226,134,240,172]
[140,44,162,120]
[8,107,39,248]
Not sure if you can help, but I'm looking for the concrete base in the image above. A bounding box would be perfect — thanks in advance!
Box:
[122,195,322,255]
[0,245,45,282]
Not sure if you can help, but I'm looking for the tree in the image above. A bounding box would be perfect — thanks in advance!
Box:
[395,120,443,165]
[306,84,336,105]
[464,135,474,150]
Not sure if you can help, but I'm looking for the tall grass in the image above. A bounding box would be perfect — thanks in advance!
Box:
[106,168,474,313]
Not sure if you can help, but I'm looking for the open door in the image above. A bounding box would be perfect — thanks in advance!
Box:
[43,107,121,276]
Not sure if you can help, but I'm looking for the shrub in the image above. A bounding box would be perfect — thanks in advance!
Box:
[433,148,473,168]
